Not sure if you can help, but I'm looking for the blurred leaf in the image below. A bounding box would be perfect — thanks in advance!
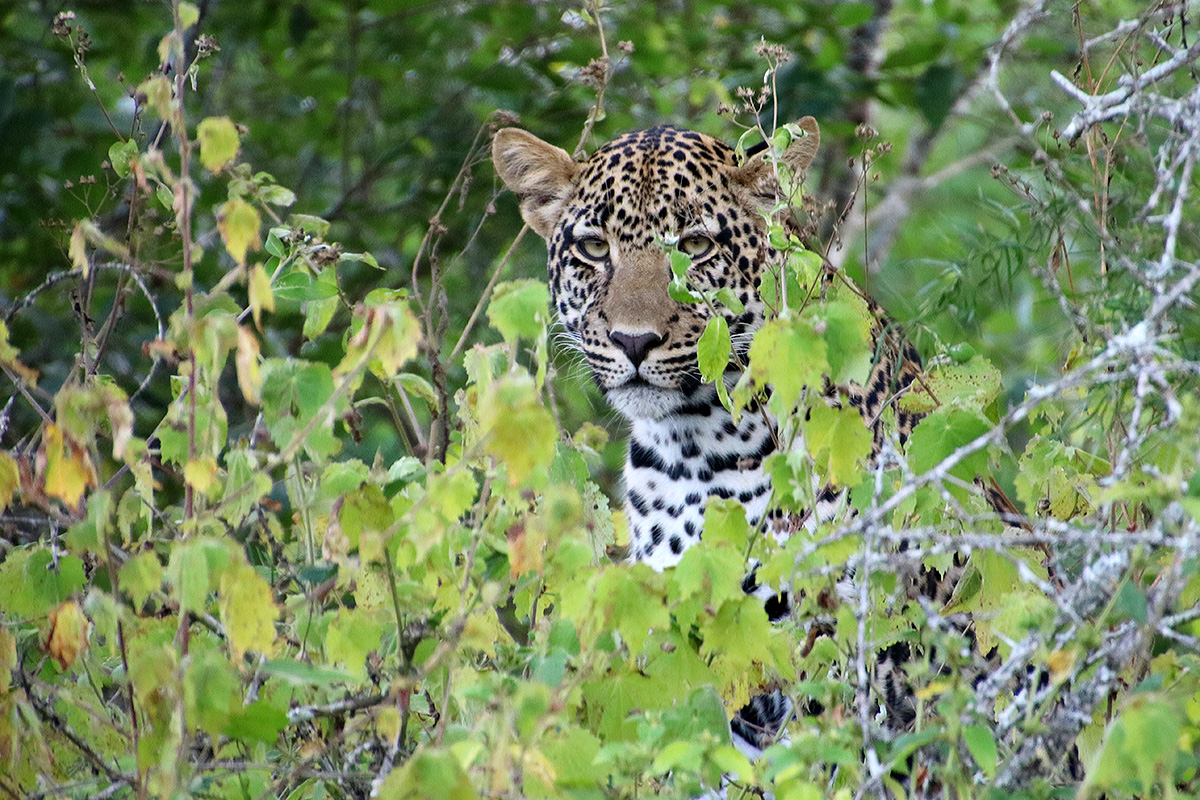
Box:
[219,558,279,663]
[197,116,240,172]
[218,197,261,265]
[487,279,550,343]
[45,601,89,669]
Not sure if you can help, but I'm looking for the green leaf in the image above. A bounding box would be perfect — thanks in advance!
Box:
[669,249,692,277]
[260,359,344,458]
[167,540,213,614]
[119,551,163,609]
[0,549,86,618]
[907,405,991,483]
[915,63,962,128]
[697,316,731,384]
[542,728,605,788]
[259,184,296,207]
[806,402,873,488]
[899,354,1001,414]
[699,595,775,708]
[1113,580,1148,624]
[377,747,479,800]
[703,499,750,550]
[481,372,557,487]
[487,279,549,343]
[227,699,288,743]
[748,316,827,412]
[809,291,873,384]
[197,116,240,172]
[184,648,239,738]
[325,609,385,683]
[273,270,334,302]
[260,659,354,686]
[340,483,394,559]
[963,724,997,778]
[108,139,138,178]
[663,686,731,745]
[670,538,744,629]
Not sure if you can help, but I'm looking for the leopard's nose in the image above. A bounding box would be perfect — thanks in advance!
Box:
[609,331,665,367]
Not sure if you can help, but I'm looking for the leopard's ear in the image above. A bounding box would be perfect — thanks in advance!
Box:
[732,116,820,206]
[492,128,580,239]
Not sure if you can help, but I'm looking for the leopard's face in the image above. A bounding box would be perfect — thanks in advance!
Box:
[493,121,819,420]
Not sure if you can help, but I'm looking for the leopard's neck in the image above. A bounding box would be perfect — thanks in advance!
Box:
[624,388,775,570]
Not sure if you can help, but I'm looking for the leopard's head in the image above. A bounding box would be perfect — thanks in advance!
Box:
[493,120,819,420]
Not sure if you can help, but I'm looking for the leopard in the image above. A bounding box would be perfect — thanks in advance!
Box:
[491,120,931,764]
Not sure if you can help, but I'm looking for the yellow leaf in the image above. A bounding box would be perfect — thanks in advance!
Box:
[178,1,200,29]
[247,263,275,328]
[184,456,219,493]
[0,452,18,513]
[0,627,14,692]
[235,326,262,405]
[42,424,96,510]
[219,559,279,664]
[914,680,951,700]
[480,373,557,487]
[517,746,557,787]
[197,116,240,173]
[1047,648,1075,681]
[69,221,89,274]
[218,197,260,265]
[138,75,175,122]
[377,706,402,743]
[0,320,38,385]
[46,601,89,669]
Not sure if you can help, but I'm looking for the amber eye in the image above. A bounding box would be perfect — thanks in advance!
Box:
[574,237,610,260]
[679,234,715,260]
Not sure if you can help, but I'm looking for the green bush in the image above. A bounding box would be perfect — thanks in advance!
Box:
[1,2,1199,798]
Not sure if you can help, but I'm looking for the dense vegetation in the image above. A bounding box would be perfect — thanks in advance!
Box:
[1,1,1199,798]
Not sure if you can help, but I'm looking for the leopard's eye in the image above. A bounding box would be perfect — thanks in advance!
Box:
[679,234,715,260]
[574,237,610,260]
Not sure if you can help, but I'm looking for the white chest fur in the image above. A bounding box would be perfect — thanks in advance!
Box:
[624,396,775,570]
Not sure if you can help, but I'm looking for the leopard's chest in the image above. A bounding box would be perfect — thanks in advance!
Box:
[625,402,775,570]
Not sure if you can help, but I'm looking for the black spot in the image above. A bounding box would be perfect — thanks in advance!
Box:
[669,536,683,555]
[706,451,742,473]
[685,493,702,505]
[630,440,667,472]
[764,592,791,621]
[667,461,693,481]
[650,524,665,546]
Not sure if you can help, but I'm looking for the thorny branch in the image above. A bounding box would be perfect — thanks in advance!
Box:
[836,13,1200,792]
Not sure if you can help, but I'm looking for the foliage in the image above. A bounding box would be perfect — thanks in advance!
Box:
[1,1,1200,799]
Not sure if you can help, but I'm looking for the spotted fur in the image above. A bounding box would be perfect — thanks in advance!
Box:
[493,120,924,759]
